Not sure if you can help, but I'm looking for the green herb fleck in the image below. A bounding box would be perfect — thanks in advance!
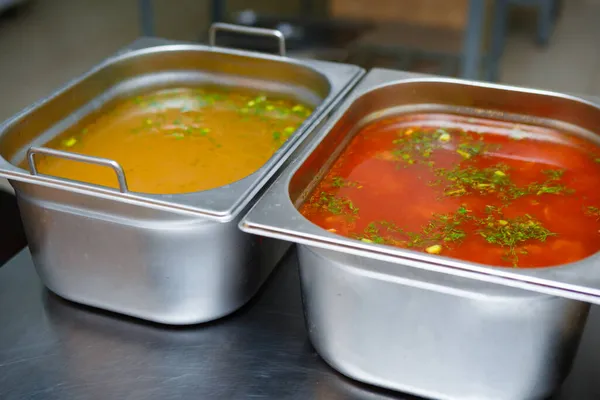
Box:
[542,169,565,181]
[457,142,485,159]
[331,176,362,189]
[585,206,600,220]
[315,192,359,216]
[476,213,555,267]
[434,163,511,197]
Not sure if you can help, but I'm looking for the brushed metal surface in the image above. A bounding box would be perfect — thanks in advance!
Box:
[0,249,599,400]
[0,33,363,324]
[16,180,289,325]
[241,67,600,304]
[298,245,589,400]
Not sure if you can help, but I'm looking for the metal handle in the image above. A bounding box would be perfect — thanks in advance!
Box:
[27,147,129,193]
[208,22,286,57]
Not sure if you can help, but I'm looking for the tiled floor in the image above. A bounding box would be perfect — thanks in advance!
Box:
[0,0,598,192]
[500,0,600,95]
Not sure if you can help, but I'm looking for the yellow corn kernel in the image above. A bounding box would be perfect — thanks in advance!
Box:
[456,149,471,159]
[62,137,77,147]
[425,244,442,254]
[438,132,451,142]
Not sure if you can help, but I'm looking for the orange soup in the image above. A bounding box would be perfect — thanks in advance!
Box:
[25,87,313,194]
[300,113,600,268]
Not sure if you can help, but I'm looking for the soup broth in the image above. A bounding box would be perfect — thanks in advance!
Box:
[300,113,600,268]
[25,87,313,194]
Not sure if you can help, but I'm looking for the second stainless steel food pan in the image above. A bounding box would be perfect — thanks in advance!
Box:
[298,247,589,400]
[240,68,600,399]
[0,24,363,324]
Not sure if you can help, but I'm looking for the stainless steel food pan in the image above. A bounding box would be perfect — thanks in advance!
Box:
[0,24,363,325]
[240,68,600,398]
[298,246,589,400]
[241,67,600,304]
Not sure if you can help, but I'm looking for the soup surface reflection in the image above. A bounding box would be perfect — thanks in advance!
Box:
[300,113,600,268]
[27,87,313,194]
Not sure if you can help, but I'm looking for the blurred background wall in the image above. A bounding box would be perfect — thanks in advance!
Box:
[0,0,598,123]
[0,0,598,174]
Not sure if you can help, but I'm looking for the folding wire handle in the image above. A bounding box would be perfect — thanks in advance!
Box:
[208,22,287,57]
[27,147,129,193]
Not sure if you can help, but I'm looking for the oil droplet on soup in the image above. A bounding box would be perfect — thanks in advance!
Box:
[24,87,313,194]
[299,113,600,268]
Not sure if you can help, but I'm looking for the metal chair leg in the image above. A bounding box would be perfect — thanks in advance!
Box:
[461,0,486,80]
[138,0,154,37]
[487,0,510,82]
[537,0,557,46]
[212,0,226,23]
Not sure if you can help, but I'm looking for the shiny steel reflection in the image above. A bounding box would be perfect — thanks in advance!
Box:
[0,33,363,324]
[27,146,129,193]
[298,246,588,400]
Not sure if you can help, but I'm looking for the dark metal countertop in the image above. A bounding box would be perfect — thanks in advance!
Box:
[1,249,599,400]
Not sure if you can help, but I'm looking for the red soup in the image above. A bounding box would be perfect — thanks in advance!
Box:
[299,113,600,268]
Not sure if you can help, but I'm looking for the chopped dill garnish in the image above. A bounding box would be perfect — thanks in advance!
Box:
[331,177,345,188]
[422,213,467,244]
[542,169,564,180]
[331,177,362,189]
[389,128,446,165]
[315,192,359,216]
[528,182,573,196]
[355,206,470,250]
[351,203,556,267]
[359,222,387,244]
[526,169,572,196]
[585,206,600,220]
[456,141,485,159]
[434,163,511,197]
[433,165,574,200]
[476,212,555,267]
